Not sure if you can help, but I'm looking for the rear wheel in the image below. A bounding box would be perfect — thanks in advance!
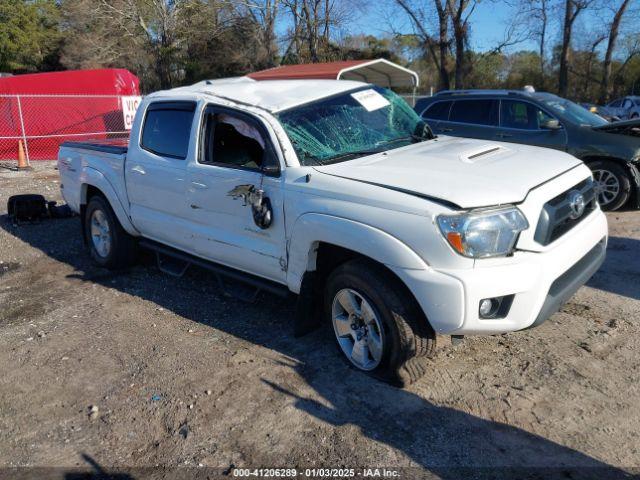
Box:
[84,195,137,269]
[325,258,436,386]
[589,160,631,211]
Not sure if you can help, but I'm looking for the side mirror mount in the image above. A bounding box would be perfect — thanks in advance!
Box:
[262,163,280,177]
[542,119,562,130]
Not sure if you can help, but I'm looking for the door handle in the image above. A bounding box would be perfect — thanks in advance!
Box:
[131,165,146,175]
[496,133,513,138]
[439,128,453,132]
[191,181,209,190]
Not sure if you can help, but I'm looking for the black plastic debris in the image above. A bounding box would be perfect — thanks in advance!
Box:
[7,194,48,223]
[7,194,75,224]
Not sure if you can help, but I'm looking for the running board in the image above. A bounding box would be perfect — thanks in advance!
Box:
[138,239,290,301]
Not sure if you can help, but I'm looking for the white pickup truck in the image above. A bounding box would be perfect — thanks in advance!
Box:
[58,78,607,385]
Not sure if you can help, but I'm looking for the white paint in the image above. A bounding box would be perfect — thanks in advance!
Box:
[58,79,608,337]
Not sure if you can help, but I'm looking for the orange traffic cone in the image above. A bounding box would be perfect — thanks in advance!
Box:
[17,140,32,170]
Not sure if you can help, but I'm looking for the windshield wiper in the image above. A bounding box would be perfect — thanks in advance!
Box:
[380,134,427,146]
[321,148,385,164]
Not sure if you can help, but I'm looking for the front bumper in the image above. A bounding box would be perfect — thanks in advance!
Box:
[392,209,608,335]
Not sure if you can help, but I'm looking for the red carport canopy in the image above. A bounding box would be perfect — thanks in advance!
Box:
[248,59,419,89]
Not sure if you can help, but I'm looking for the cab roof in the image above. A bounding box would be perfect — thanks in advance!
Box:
[149,77,368,113]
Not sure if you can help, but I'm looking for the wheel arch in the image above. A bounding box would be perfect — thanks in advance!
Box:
[79,170,139,237]
[581,155,629,166]
[286,213,428,294]
[583,156,639,209]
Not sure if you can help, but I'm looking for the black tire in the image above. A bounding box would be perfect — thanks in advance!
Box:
[324,258,436,387]
[588,160,632,211]
[84,195,137,269]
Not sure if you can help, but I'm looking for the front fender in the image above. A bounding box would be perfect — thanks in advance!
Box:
[286,213,427,293]
[80,167,139,236]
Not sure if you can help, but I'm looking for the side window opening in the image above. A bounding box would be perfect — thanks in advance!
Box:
[449,99,498,126]
[201,111,274,171]
[141,102,195,159]
[423,101,452,120]
[500,100,553,130]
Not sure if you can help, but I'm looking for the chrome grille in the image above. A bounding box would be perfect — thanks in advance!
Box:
[534,178,597,246]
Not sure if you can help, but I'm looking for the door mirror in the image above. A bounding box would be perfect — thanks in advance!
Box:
[542,119,561,130]
[262,163,280,177]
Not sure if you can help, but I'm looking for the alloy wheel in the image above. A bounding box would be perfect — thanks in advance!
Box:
[90,209,112,258]
[592,169,620,207]
[331,288,384,371]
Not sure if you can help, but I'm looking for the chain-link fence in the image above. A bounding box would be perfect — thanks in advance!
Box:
[0,95,138,165]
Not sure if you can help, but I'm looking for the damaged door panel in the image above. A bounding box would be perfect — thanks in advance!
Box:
[184,105,287,283]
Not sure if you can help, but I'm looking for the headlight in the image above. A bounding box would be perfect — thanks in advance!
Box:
[437,206,529,258]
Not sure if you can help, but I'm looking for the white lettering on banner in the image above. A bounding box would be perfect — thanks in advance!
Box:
[122,96,142,130]
[351,89,390,112]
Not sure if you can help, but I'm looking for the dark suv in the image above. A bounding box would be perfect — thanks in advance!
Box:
[415,90,640,211]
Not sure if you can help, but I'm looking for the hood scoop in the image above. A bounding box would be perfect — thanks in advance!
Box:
[459,144,508,163]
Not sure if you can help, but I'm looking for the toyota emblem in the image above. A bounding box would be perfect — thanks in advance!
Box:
[567,190,586,220]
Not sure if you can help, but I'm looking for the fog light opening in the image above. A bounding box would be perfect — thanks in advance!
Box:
[478,294,515,319]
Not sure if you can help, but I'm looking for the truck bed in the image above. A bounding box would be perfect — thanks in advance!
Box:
[61,138,129,155]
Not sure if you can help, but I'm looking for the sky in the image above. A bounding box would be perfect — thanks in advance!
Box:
[341,1,617,56]
[348,2,521,52]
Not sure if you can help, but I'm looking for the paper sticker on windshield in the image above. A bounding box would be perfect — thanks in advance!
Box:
[351,89,390,112]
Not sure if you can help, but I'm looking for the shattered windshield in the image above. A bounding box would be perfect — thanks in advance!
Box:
[276,86,431,166]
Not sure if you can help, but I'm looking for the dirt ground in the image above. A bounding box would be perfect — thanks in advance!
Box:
[0,161,639,479]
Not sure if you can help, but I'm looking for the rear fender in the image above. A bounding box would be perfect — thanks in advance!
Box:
[286,213,427,293]
[80,167,139,236]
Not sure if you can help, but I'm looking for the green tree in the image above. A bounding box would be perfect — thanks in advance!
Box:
[0,0,61,72]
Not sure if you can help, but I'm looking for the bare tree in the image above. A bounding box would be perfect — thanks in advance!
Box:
[394,0,451,90]
[519,0,554,88]
[599,0,633,103]
[280,0,358,63]
[446,0,477,89]
[233,0,281,68]
[558,0,595,96]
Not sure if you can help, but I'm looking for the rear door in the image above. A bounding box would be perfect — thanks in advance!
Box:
[125,101,197,250]
[184,105,287,283]
[494,99,567,150]
[621,98,634,119]
[438,98,499,140]
[606,99,624,118]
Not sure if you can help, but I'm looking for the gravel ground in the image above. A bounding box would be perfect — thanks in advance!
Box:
[0,161,639,479]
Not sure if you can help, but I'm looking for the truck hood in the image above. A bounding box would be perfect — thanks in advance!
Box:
[313,137,583,209]
[592,118,640,137]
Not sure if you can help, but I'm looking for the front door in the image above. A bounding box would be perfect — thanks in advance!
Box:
[185,106,287,283]
[494,99,568,151]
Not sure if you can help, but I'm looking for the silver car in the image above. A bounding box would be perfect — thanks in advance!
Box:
[604,96,640,120]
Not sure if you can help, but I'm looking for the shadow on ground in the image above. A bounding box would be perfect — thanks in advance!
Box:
[587,236,640,301]
[1,215,635,479]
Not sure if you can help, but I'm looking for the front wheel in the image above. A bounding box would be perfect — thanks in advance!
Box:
[589,160,632,211]
[325,259,436,386]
